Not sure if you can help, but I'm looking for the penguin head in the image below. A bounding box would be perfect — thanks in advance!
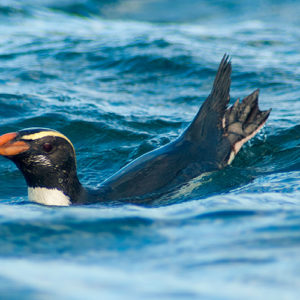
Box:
[0,128,83,205]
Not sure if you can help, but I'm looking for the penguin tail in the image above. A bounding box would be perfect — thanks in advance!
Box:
[184,54,271,167]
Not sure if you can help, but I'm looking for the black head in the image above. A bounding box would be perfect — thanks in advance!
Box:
[0,128,83,203]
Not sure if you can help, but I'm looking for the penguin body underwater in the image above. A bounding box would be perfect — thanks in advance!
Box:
[0,56,271,206]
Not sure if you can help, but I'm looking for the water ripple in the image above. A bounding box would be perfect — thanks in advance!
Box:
[1,1,300,299]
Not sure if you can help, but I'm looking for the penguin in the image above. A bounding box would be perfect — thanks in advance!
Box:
[0,55,271,206]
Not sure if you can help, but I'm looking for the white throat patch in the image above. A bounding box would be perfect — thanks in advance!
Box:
[28,187,71,206]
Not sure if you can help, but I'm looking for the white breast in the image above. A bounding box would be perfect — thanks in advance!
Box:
[28,187,71,206]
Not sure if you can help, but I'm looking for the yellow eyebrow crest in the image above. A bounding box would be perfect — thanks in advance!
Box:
[21,131,75,154]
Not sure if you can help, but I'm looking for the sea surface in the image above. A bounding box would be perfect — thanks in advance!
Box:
[1,0,300,299]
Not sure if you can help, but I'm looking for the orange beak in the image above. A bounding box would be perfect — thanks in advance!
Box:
[0,132,30,156]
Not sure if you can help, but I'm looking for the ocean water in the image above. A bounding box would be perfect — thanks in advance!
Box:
[1,0,300,299]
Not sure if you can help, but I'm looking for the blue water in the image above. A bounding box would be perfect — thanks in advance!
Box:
[1,0,300,299]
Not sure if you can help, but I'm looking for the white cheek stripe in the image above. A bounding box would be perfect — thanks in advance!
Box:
[21,131,75,154]
[28,187,71,206]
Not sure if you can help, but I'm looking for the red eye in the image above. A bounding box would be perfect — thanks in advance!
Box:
[43,143,53,152]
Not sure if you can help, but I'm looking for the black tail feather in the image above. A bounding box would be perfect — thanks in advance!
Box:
[184,54,271,167]
[186,54,232,140]
[208,54,231,115]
